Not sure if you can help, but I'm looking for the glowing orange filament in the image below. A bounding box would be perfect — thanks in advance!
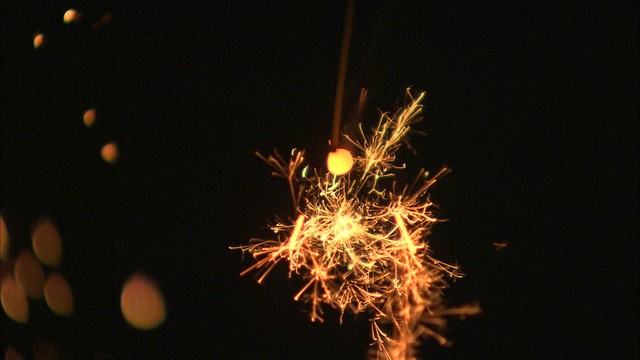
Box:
[394,213,416,255]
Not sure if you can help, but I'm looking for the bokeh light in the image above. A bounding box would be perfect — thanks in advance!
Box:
[4,347,24,360]
[83,108,96,127]
[101,142,118,163]
[31,218,62,267]
[326,148,353,175]
[0,215,9,261]
[44,272,73,316]
[31,338,62,360]
[120,272,166,330]
[1,276,29,323]
[33,33,44,49]
[14,251,45,299]
[63,9,78,24]
[92,12,113,31]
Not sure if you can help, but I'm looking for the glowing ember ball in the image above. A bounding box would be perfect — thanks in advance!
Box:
[326,148,353,175]
[120,273,166,330]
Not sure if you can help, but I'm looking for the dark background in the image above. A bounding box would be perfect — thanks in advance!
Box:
[1,1,637,359]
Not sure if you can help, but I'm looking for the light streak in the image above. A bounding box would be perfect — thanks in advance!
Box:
[287,214,305,254]
[232,89,479,359]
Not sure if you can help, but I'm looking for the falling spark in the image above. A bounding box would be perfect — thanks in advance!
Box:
[232,89,479,359]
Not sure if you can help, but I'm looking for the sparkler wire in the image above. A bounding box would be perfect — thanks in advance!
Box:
[331,0,356,149]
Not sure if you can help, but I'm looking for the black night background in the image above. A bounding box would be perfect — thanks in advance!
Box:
[1,1,638,359]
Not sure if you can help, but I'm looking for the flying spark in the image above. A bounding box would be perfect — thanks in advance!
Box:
[232,89,478,359]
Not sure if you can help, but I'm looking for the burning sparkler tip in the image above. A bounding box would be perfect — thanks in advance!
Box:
[233,89,477,359]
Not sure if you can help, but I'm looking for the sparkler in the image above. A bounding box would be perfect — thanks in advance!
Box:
[232,89,479,359]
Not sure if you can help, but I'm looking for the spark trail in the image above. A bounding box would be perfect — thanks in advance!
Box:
[232,89,479,360]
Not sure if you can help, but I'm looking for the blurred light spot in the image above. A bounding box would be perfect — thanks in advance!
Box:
[0,259,12,280]
[1,276,29,323]
[120,272,166,330]
[14,251,45,299]
[44,273,73,316]
[4,347,24,360]
[327,148,353,175]
[0,215,9,261]
[493,241,508,251]
[31,219,62,267]
[91,12,113,31]
[101,142,118,163]
[63,9,78,24]
[33,33,44,49]
[83,108,96,127]
[31,338,61,360]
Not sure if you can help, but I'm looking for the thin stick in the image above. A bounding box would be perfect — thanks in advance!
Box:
[331,0,355,150]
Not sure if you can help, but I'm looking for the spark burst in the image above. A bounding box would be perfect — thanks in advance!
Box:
[232,89,479,359]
